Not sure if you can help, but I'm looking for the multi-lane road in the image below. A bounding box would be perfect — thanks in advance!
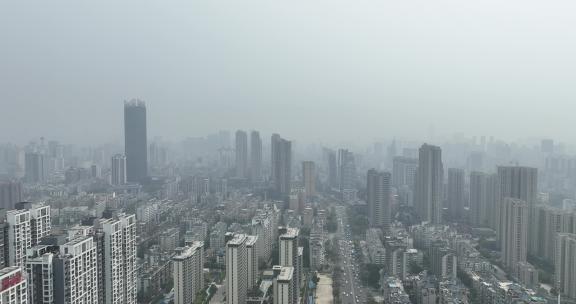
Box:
[335,207,367,304]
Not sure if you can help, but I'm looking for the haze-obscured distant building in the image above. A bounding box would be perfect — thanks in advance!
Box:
[415,144,443,224]
[124,100,148,183]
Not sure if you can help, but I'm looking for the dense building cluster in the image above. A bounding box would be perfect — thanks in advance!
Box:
[1,101,576,304]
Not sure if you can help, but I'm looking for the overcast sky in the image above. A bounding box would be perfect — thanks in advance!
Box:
[1,0,575,146]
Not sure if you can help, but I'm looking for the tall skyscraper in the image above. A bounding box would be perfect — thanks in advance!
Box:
[111,154,127,186]
[302,161,316,199]
[367,169,392,232]
[497,166,537,252]
[555,233,576,299]
[271,134,292,199]
[447,168,465,220]
[338,149,356,201]
[235,130,248,179]
[226,234,247,304]
[500,198,529,274]
[25,152,45,183]
[326,149,338,189]
[250,131,262,182]
[173,242,205,304]
[279,228,300,304]
[124,100,148,183]
[469,172,488,227]
[415,144,443,224]
[0,181,22,210]
[101,214,137,304]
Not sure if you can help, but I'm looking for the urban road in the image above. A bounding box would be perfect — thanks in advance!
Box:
[336,207,366,304]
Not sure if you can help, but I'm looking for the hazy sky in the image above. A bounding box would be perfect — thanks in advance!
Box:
[1,0,575,146]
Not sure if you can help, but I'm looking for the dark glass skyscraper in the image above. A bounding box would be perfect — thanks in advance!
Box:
[124,100,148,183]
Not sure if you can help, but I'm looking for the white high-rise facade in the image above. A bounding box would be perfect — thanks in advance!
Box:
[555,233,576,299]
[6,209,31,267]
[20,202,51,246]
[102,214,137,304]
[273,266,294,304]
[226,234,247,304]
[111,154,127,186]
[56,236,99,303]
[498,166,537,253]
[367,169,392,232]
[246,235,259,289]
[279,228,300,304]
[500,198,529,274]
[173,242,205,304]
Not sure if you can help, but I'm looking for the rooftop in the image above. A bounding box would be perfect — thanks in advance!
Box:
[277,266,294,282]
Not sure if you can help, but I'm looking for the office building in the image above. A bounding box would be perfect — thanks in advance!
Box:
[124,100,148,183]
[235,130,248,179]
[250,131,262,182]
[302,161,316,199]
[500,198,529,274]
[367,169,392,232]
[271,134,292,199]
[447,168,465,220]
[226,234,247,304]
[273,266,295,304]
[0,181,22,210]
[0,267,28,303]
[173,242,205,304]
[111,154,127,186]
[415,144,443,224]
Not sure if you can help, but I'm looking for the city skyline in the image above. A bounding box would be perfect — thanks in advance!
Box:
[1,1,576,303]
[2,1,576,145]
